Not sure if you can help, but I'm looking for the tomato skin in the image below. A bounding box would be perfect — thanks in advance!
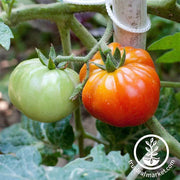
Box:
[80,43,160,127]
[8,58,80,122]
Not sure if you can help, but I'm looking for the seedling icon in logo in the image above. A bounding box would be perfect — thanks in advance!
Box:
[143,138,160,166]
[134,134,169,170]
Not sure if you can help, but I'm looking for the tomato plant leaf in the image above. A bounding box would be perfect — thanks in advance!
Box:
[0,145,130,180]
[155,88,180,141]
[147,15,180,46]
[62,145,130,179]
[21,115,74,150]
[0,115,74,166]
[0,146,65,180]
[148,32,180,63]
[63,144,79,161]
[0,21,14,50]
[0,124,38,154]
[0,123,61,166]
[0,147,43,179]
[107,151,130,174]
[96,119,148,156]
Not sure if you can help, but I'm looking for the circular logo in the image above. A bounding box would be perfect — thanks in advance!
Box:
[134,134,169,170]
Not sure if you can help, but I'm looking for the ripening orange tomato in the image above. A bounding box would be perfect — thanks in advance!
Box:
[80,42,160,127]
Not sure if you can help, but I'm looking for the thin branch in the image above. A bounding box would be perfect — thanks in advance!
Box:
[55,18,113,65]
[1,1,179,28]
[74,104,85,158]
[145,116,180,159]
[147,0,177,7]
[147,0,180,22]
[160,81,180,88]
[55,55,86,64]
[70,15,97,50]
[8,0,16,17]
[85,17,113,59]
[0,3,106,25]
[84,132,109,146]
[56,14,85,157]
[57,19,72,56]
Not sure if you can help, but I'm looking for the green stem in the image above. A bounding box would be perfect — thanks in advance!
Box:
[160,81,180,88]
[70,15,97,50]
[55,18,113,101]
[8,0,15,17]
[55,55,86,63]
[55,18,113,66]
[1,1,9,14]
[57,19,72,56]
[81,61,90,86]
[145,116,180,159]
[147,0,180,22]
[74,104,84,157]
[73,106,109,151]
[0,3,106,26]
[73,101,109,151]
[57,17,85,157]
[1,1,180,27]
[84,132,109,146]
[84,17,113,61]
[71,19,112,151]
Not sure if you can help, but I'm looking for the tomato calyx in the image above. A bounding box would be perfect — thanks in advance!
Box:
[93,47,126,73]
[36,44,68,70]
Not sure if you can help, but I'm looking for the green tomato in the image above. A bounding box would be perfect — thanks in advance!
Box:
[8,58,80,122]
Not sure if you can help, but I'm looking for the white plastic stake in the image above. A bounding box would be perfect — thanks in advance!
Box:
[112,0,149,49]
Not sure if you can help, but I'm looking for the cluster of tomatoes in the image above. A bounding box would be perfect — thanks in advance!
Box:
[8,43,160,127]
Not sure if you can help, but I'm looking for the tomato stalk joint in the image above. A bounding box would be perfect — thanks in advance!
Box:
[36,45,68,70]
